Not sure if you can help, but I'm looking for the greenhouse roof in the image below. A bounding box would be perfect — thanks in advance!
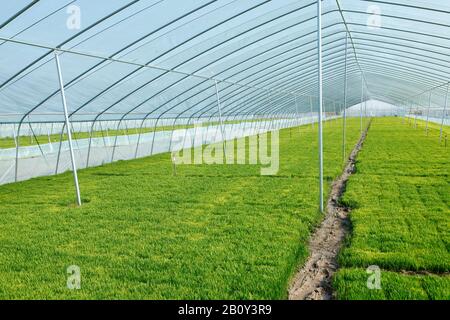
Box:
[0,0,449,123]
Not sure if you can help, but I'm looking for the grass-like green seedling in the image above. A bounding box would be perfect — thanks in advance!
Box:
[0,118,361,299]
[334,117,449,300]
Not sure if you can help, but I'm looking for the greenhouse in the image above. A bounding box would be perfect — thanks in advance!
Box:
[0,0,448,301]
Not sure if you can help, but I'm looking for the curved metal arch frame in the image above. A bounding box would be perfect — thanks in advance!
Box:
[92,30,353,156]
[4,10,344,126]
[1,4,448,125]
[3,0,450,184]
[75,6,326,121]
[126,53,352,147]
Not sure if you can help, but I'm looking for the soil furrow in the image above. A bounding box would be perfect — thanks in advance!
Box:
[288,120,372,300]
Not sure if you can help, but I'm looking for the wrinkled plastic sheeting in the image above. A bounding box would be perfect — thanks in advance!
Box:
[0,118,213,138]
[406,115,450,126]
[0,117,324,185]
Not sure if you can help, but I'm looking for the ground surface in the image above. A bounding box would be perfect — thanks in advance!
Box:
[289,120,370,300]
[0,118,361,299]
[1,117,447,299]
[333,118,449,300]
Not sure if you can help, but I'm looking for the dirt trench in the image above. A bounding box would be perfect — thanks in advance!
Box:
[288,121,371,300]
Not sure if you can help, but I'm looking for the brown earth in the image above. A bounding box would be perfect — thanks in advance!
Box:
[288,121,371,300]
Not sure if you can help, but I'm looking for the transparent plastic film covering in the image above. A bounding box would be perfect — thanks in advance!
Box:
[0,0,448,191]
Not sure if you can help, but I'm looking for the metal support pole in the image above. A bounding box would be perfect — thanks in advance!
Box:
[425,91,432,135]
[214,81,227,155]
[404,100,409,124]
[404,101,408,123]
[295,95,301,133]
[402,100,406,123]
[408,101,413,125]
[317,0,324,213]
[360,73,364,134]
[414,98,419,128]
[124,120,130,145]
[333,101,337,123]
[55,51,81,206]
[70,122,81,151]
[134,118,146,158]
[342,33,348,162]
[309,96,314,129]
[55,122,66,174]
[47,125,53,152]
[28,116,32,144]
[150,117,162,155]
[12,124,18,148]
[98,121,108,155]
[364,98,367,119]
[168,116,180,152]
[440,84,449,143]
[111,119,125,162]
[14,120,23,182]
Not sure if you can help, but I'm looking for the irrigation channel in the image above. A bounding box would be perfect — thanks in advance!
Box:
[289,119,372,300]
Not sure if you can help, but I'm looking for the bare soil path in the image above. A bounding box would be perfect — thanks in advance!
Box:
[288,121,371,300]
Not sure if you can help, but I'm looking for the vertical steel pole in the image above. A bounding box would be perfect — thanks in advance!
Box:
[55,122,66,174]
[317,0,324,213]
[425,91,432,134]
[14,120,23,182]
[401,101,408,124]
[214,80,227,155]
[360,73,364,134]
[309,96,314,129]
[55,51,81,206]
[28,116,32,144]
[364,98,367,118]
[440,84,449,142]
[342,33,348,162]
[333,101,336,123]
[414,97,419,128]
[295,95,301,132]
[12,124,18,148]
[408,101,413,125]
[403,100,408,124]
[404,101,407,120]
